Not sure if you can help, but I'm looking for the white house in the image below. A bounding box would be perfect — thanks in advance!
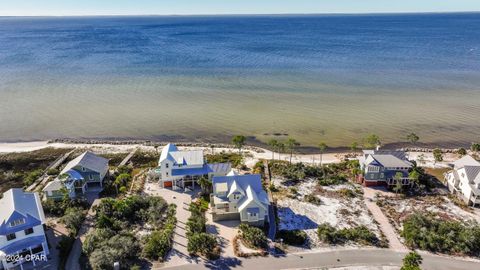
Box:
[43,151,109,200]
[156,144,231,189]
[445,155,480,207]
[358,150,413,187]
[0,189,49,270]
[211,173,270,226]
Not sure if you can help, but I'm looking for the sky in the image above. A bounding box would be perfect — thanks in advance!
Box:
[0,0,479,16]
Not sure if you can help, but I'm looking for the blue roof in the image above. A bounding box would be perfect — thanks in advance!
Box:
[0,235,46,254]
[171,163,231,177]
[66,169,84,180]
[171,166,208,176]
[212,174,264,193]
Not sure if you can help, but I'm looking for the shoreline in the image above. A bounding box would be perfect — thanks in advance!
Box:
[0,139,464,169]
[0,137,470,155]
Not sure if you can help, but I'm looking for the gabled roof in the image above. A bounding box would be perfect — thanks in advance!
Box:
[158,143,204,166]
[61,151,109,175]
[464,166,480,185]
[238,185,268,212]
[453,155,480,169]
[363,150,407,160]
[0,189,45,234]
[367,154,412,168]
[213,174,269,210]
[227,180,245,197]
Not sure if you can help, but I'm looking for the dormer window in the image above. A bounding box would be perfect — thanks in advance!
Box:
[9,218,26,227]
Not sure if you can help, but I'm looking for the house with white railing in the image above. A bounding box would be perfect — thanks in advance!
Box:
[211,172,269,226]
[358,150,413,187]
[444,155,480,207]
[156,143,230,189]
[0,189,49,270]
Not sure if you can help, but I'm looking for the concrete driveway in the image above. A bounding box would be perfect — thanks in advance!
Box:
[206,211,240,258]
[144,182,202,268]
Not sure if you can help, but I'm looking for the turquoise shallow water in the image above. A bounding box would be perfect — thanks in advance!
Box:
[0,14,480,146]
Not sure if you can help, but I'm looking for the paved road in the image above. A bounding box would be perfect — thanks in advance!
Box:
[160,248,479,270]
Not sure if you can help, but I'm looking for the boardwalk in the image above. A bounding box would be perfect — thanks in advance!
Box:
[26,149,75,192]
[118,147,137,167]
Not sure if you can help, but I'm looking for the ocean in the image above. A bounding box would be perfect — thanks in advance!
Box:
[0,13,479,147]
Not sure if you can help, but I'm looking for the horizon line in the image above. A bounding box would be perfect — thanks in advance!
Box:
[1,10,479,18]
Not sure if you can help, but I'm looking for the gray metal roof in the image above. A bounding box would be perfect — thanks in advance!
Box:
[453,155,480,169]
[370,154,412,168]
[61,151,109,175]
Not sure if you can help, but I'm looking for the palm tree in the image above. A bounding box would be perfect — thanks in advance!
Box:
[277,142,285,161]
[286,138,300,164]
[198,177,212,195]
[210,144,215,154]
[267,139,278,161]
[393,172,404,194]
[350,141,359,155]
[232,135,246,154]
[318,142,328,166]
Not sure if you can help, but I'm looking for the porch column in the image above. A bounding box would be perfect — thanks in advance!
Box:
[29,247,35,266]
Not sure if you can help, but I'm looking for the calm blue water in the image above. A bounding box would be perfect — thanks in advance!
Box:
[0,14,480,146]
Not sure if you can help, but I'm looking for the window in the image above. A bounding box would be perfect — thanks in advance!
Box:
[166,163,169,168]
[89,175,93,180]
[31,244,44,254]
[9,218,25,227]
[166,172,169,177]
[6,233,16,241]
[24,228,34,235]
[82,167,86,172]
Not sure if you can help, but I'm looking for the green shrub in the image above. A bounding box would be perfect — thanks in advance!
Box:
[401,251,422,270]
[317,223,379,246]
[317,223,338,243]
[206,151,244,168]
[60,207,86,237]
[401,212,480,256]
[276,230,307,246]
[239,224,268,249]
[304,194,322,205]
[318,175,347,186]
[88,234,140,270]
[46,168,60,175]
[187,233,218,259]
[142,205,176,261]
[23,169,43,187]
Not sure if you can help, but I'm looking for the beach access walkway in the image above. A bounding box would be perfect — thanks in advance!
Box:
[363,187,407,251]
[26,149,75,192]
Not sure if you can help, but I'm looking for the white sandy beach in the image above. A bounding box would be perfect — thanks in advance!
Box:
[0,141,459,168]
